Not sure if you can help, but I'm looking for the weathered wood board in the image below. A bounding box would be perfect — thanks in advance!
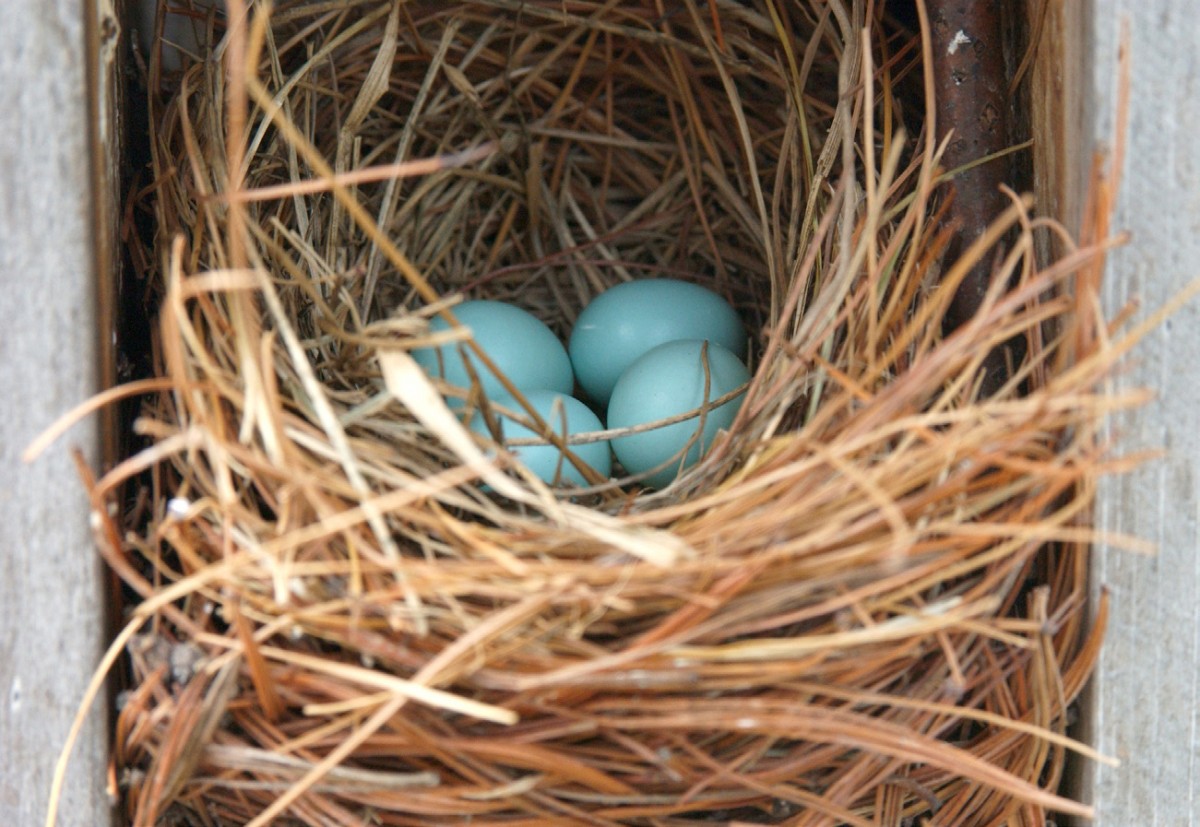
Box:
[1081,0,1200,824]
[0,0,114,825]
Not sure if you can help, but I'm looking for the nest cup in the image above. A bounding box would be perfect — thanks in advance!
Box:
[356,6,781,336]
[112,1,1119,823]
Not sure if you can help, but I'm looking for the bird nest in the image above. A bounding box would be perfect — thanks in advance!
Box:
[60,1,1141,824]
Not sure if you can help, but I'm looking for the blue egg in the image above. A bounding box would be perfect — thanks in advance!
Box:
[606,339,750,489]
[470,390,611,487]
[568,279,746,406]
[413,300,573,405]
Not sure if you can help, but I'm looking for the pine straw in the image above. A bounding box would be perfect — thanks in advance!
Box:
[68,0,1151,824]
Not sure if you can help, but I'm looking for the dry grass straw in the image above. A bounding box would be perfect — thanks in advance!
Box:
[59,0,1155,823]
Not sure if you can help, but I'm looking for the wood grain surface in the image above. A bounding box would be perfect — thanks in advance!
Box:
[0,0,114,824]
[1081,1,1200,824]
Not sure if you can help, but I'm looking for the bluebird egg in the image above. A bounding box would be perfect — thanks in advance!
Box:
[413,300,573,405]
[568,279,746,406]
[470,390,611,487]
[606,339,750,489]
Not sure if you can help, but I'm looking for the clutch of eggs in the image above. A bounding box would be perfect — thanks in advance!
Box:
[411,280,750,490]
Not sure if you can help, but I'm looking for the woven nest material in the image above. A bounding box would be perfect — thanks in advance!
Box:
[82,1,1138,824]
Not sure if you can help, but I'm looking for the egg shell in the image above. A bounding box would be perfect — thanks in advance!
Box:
[470,390,611,487]
[413,300,573,405]
[568,279,746,405]
[606,339,750,489]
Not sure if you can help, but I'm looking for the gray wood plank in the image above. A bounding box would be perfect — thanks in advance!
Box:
[1083,1,1200,824]
[0,0,115,824]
